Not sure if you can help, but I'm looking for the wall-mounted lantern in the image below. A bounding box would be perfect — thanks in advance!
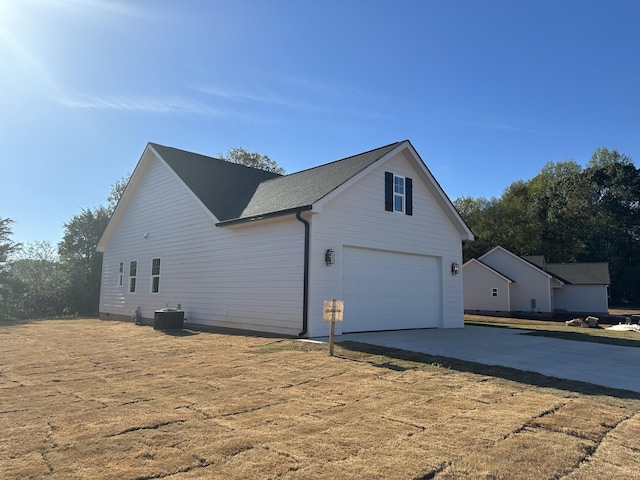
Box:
[451,262,460,275]
[325,249,335,266]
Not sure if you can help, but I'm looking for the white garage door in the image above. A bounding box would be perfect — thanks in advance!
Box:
[341,247,442,333]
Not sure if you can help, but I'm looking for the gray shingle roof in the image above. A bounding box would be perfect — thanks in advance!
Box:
[235,141,403,221]
[150,143,282,221]
[522,255,546,269]
[546,262,611,285]
[151,141,404,225]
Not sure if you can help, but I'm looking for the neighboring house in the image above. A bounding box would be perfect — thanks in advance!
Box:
[97,140,474,337]
[463,246,610,315]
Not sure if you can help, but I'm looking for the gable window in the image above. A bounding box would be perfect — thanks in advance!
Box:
[151,258,161,294]
[385,172,413,215]
[129,260,137,293]
[491,288,498,297]
[394,176,405,212]
[117,261,124,287]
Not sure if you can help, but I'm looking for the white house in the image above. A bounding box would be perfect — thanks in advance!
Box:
[463,246,610,315]
[97,140,474,337]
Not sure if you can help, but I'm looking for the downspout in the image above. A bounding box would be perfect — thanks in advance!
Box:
[295,209,310,337]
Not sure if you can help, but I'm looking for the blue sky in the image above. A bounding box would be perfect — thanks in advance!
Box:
[1,0,639,246]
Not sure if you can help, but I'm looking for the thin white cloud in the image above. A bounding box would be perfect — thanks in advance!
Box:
[23,0,169,23]
[193,85,317,110]
[482,122,544,135]
[57,93,225,116]
[193,74,395,121]
[462,116,545,135]
[56,92,275,124]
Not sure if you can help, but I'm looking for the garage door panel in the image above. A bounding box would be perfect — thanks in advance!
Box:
[342,247,442,333]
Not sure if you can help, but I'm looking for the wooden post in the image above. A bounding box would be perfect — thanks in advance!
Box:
[329,318,335,356]
[323,299,344,357]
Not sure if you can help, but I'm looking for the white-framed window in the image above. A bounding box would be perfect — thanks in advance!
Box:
[151,258,161,294]
[393,175,405,213]
[117,261,124,287]
[491,288,498,297]
[129,260,137,293]
[385,172,413,216]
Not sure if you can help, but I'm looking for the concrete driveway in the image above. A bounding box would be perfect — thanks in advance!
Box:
[321,326,640,393]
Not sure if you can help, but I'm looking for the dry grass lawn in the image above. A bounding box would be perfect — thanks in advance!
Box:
[1,319,640,479]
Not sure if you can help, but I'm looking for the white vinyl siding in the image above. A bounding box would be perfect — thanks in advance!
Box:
[307,150,464,336]
[554,285,609,314]
[99,152,304,335]
[462,260,511,312]
[480,248,553,312]
[99,145,466,337]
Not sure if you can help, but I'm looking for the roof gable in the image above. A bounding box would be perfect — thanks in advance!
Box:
[479,246,609,286]
[221,141,403,223]
[220,140,473,239]
[463,258,514,282]
[479,246,557,281]
[99,140,474,248]
[150,143,282,221]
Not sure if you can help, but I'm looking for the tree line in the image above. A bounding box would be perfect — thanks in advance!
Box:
[455,147,640,305]
[0,188,119,321]
[0,148,283,321]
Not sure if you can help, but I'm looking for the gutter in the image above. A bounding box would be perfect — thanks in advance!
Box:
[295,209,310,337]
[216,205,312,227]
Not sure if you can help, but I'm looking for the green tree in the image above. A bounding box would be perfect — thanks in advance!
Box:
[0,217,20,272]
[582,148,640,304]
[58,207,111,316]
[57,174,131,317]
[455,147,639,306]
[456,196,505,260]
[527,160,589,261]
[8,241,67,319]
[219,147,286,174]
[0,217,21,320]
[456,185,541,262]
[106,173,131,214]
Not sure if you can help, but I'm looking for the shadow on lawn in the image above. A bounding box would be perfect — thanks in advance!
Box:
[155,328,201,337]
[336,340,640,401]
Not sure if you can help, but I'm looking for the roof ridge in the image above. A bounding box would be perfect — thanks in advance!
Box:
[265,140,404,181]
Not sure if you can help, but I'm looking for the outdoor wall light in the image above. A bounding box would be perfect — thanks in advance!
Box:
[451,262,460,275]
[325,249,335,266]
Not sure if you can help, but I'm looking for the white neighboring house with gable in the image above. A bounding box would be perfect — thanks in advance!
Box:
[97,140,474,337]
[463,246,610,315]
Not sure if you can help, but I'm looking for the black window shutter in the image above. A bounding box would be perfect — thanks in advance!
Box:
[384,172,393,211]
[405,177,413,216]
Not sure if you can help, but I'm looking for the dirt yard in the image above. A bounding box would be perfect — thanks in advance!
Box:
[1,319,640,479]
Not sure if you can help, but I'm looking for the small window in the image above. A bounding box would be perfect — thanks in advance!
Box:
[151,258,161,294]
[117,261,124,287]
[393,175,405,212]
[385,172,413,215]
[491,288,498,297]
[129,260,137,293]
